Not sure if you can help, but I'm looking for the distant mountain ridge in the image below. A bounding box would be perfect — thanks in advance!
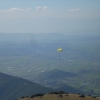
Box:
[32,69,83,94]
[33,69,77,81]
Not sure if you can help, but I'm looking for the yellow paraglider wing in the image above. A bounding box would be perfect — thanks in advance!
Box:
[57,48,62,52]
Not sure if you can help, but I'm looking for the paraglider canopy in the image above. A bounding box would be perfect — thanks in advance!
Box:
[57,48,62,57]
[57,48,62,52]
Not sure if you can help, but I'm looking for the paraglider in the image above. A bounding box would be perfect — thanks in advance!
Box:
[57,48,62,57]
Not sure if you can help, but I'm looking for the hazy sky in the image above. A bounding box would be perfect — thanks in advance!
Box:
[0,0,100,34]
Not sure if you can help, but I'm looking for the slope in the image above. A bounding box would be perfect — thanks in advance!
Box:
[0,72,54,100]
[19,93,100,100]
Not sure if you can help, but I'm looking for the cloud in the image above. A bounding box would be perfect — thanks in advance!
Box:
[0,7,31,13]
[36,6,49,11]
[68,8,81,12]
[36,6,42,10]
[9,8,25,12]
[42,6,49,10]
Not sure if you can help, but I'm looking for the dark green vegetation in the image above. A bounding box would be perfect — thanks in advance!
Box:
[0,33,100,96]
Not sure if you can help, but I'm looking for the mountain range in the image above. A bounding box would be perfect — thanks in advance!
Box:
[0,72,83,100]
